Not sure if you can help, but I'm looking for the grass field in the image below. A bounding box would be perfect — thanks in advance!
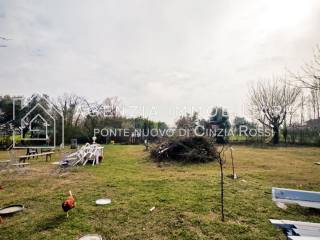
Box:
[1,145,320,240]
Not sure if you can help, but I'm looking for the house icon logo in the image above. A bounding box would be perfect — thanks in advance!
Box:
[12,94,64,149]
[26,114,50,141]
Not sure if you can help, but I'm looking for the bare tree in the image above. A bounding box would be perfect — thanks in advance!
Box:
[57,94,84,127]
[290,45,320,121]
[102,96,122,118]
[291,45,320,91]
[0,36,11,48]
[175,112,199,132]
[300,94,306,125]
[309,89,320,119]
[249,78,301,144]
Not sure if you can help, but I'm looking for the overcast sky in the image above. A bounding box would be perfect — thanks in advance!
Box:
[1,0,320,124]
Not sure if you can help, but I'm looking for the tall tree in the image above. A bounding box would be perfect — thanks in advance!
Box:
[249,78,301,144]
[175,112,199,132]
[57,94,84,127]
[102,96,122,118]
[209,107,231,143]
[309,88,320,119]
[233,116,256,135]
[0,95,14,124]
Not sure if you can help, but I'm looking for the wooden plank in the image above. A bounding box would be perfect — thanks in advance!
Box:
[18,152,54,159]
[0,160,10,170]
[288,237,320,240]
[272,188,320,209]
[12,163,30,166]
[0,160,10,163]
[297,201,320,209]
[270,219,320,228]
[271,219,320,239]
[272,188,320,202]
[293,228,320,237]
[275,199,320,209]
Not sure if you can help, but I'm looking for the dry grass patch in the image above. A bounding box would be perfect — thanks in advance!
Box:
[0,145,319,239]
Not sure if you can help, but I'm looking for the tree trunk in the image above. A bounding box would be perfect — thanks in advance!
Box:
[219,159,225,222]
[272,125,279,144]
[283,126,287,144]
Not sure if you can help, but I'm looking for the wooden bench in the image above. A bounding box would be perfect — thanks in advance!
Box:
[12,162,30,167]
[18,152,54,162]
[0,160,11,170]
[288,237,320,240]
[26,148,38,159]
[0,160,29,169]
[270,219,320,239]
[272,187,320,210]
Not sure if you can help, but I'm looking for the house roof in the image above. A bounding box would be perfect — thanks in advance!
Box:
[305,118,320,127]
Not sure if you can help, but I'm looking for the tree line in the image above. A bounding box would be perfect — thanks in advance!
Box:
[1,46,320,146]
[0,94,168,147]
[174,46,320,145]
[248,45,320,145]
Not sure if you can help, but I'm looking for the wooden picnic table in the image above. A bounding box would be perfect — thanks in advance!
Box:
[0,160,11,170]
[19,151,54,163]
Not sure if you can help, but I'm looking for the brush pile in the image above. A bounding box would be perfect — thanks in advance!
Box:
[150,136,218,163]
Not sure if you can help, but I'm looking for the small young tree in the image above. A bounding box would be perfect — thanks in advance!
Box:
[217,145,227,222]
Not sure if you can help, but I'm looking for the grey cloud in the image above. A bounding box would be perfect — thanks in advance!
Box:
[1,0,320,124]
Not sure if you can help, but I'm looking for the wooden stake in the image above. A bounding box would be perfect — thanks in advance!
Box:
[217,145,225,222]
[230,147,236,179]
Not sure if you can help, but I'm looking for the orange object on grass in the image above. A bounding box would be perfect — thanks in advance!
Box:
[62,191,75,217]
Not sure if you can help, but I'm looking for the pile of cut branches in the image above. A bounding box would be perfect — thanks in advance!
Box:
[150,136,218,163]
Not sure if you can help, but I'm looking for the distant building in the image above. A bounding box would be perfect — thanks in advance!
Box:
[305,118,320,128]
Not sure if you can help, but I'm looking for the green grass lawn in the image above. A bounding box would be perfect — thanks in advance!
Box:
[1,145,320,240]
